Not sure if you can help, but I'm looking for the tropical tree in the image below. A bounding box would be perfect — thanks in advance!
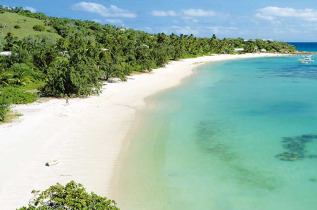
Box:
[23,36,58,73]
[10,44,31,65]
[43,34,102,96]
[4,32,18,51]
[10,63,33,85]
[18,181,119,210]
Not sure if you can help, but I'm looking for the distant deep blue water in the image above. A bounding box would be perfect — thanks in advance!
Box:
[287,42,317,52]
[115,55,317,210]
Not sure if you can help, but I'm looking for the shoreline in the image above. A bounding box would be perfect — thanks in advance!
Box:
[0,53,286,209]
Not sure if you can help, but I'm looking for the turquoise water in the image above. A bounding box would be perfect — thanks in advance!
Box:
[115,55,317,210]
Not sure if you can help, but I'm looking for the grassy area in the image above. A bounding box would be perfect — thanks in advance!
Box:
[0,12,60,39]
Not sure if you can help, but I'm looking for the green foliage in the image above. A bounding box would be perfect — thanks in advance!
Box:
[18,181,119,210]
[33,25,45,32]
[0,95,9,121]
[0,87,39,104]
[43,35,102,96]
[10,63,34,84]
[4,32,18,50]
[0,36,5,51]
[0,69,14,86]
[43,59,72,96]
[23,35,58,72]
[0,62,40,86]
[10,45,32,65]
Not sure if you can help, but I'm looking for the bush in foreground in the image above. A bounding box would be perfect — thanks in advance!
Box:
[0,96,9,122]
[18,181,119,210]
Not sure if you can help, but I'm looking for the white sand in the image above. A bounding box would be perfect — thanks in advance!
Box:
[0,53,285,209]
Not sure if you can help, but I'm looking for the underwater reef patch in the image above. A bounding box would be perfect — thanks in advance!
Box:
[276,134,317,161]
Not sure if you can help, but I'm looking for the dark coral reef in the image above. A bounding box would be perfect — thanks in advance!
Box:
[276,134,317,161]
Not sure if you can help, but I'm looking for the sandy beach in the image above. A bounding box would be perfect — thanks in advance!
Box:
[0,53,284,209]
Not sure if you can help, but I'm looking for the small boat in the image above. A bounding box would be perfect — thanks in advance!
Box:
[45,159,60,166]
[299,55,314,64]
[299,59,308,64]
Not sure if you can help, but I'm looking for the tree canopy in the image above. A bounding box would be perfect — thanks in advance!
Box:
[18,181,119,210]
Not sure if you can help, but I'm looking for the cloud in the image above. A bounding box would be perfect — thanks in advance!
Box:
[151,8,225,18]
[182,16,199,23]
[255,13,282,24]
[24,6,36,13]
[256,7,317,22]
[71,2,136,18]
[151,10,178,17]
[182,9,217,17]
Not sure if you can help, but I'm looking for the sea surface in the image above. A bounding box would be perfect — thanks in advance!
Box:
[288,42,317,52]
[114,55,317,210]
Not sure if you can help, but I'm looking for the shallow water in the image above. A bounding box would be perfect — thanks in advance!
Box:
[115,55,317,210]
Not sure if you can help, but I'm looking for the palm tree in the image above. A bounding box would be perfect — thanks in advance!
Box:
[0,71,14,86]
[14,71,32,86]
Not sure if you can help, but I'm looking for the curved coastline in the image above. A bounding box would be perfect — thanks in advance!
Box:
[0,53,285,209]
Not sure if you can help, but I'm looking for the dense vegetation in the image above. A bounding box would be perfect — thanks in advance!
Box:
[0,5,296,122]
[18,181,119,210]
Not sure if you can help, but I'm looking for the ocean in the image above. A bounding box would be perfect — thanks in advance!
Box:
[114,55,317,210]
[288,42,317,52]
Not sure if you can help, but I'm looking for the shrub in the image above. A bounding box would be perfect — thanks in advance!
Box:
[11,63,33,75]
[0,96,9,122]
[14,25,21,29]
[1,87,39,104]
[32,25,45,32]
[18,181,119,210]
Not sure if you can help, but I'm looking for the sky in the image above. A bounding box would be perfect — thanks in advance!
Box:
[1,0,317,41]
